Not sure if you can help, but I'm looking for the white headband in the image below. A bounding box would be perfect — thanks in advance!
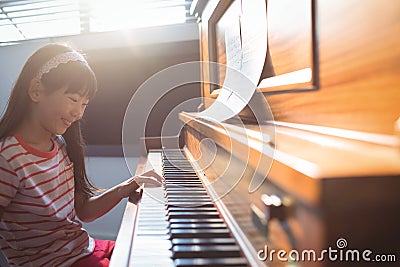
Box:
[36,51,88,79]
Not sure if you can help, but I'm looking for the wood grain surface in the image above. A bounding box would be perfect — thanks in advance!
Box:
[199,0,400,135]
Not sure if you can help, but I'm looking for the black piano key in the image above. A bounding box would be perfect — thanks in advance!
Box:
[166,196,211,201]
[164,176,199,180]
[165,187,205,191]
[164,176,198,180]
[164,169,195,173]
[163,168,196,170]
[166,202,214,208]
[166,188,206,192]
[166,195,208,199]
[166,201,213,206]
[163,163,193,165]
[166,192,207,196]
[163,175,198,178]
[163,166,194,168]
[166,192,208,196]
[164,183,202,186]
[167,211,221,220]
[163,165,194,168]
[167,207,217,213]
[168,218,224,224]
[165,196,211,200]
[163,172,197,176]
[164,185,203,188]
[165,176,200,183]
[165,175,196,177]
[163,160,192,163]
[166,188,205,192]
[166,194,208,197]
[166,196,210,200]
[164,165,192,168]
[169,223,227,230]
[163,163,190,165]
[165,181,201,185]
[171,237,237,246]
[164,182,203,188]
[164,168,194,171]
[164,184,204,188]
[167,210,216,216]
[163,160,188,162]
[166,199,212,204]
[164,171,195,173]
[163,176,198,180]
[166,202,213,207]
[166,198,212,202]
[169,228,231,238]
[172,245,242,258]
[174,257,248,267]
[163,170,197,173]
[166,195,211,199]
[165,188,206,191]
[165,183,202,186]
[165,162,190,164]
[166,194,211,198]
[166,194,209,198]
[164,179,200,183]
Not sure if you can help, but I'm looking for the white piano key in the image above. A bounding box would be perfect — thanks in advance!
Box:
[129,184,174,266]
[133,259,175,267]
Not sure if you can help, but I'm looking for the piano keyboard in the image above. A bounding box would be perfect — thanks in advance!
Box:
[128,149,249,266]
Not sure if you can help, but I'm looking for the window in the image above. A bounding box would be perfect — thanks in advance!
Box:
[0,0,194,44]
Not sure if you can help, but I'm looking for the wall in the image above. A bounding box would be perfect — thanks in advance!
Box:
[84,39,201,156]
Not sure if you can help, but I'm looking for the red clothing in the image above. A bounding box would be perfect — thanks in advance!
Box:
[0,135,94,266]
[70,239,115,267]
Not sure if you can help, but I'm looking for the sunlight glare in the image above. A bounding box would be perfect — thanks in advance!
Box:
[89,0,186,32]
[0,0,188,43]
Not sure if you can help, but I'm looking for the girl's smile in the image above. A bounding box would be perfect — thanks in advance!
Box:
[62,118,72,127]
[62,118,73,127]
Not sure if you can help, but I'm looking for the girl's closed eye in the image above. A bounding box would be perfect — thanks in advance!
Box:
[67,95,89,106]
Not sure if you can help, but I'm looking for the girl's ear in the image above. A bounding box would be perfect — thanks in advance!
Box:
[28,78,43,102]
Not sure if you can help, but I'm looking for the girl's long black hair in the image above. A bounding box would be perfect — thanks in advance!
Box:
[0,43,99,198]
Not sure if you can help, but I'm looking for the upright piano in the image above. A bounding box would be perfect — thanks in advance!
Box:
[110,0,400,266]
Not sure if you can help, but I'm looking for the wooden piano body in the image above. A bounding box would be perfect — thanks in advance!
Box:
[110,0,400,266]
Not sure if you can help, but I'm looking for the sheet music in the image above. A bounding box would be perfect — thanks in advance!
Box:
[225,17,242,72]
[240,0,268,84]
[217,15,243,102]
[197,0,267,123]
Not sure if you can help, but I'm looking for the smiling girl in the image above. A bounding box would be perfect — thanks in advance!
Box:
[0,44,141,266]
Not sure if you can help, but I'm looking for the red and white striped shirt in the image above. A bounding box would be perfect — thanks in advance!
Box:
[0,135,94,267]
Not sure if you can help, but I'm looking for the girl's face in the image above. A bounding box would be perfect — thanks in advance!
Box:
[34,85,89,135]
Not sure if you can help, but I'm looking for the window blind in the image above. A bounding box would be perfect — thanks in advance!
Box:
[0,0,195,44]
